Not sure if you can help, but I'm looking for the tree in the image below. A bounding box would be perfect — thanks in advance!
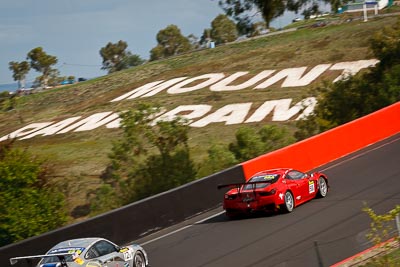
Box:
[149,45,164,61]
[229,125,294,162]
[370,19,400,72]
[132,119,196,200]
[249,21,269,37]
[27,47,58,88]
[229,127,266,162]
[121,53,145,70]
[197,144,238,178]
[294,113,322,141]
[197,125,294,177]
[0,141,67,246]
[99,40,144,73]
[8,61,30,89]
[200,29,212,47]
[150,25,192,61]
[218,0,286,33]
[32,69,61,88]
[218,0,336,34]
[259,125,295,151]
[91,103,197,214]
[363,205,400,266]
[210,14,238,45]
[295,19,400,140]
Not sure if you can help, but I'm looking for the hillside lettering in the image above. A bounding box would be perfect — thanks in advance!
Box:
[0,59,378,142]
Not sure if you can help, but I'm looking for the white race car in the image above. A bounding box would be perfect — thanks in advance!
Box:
[10,237,149,267]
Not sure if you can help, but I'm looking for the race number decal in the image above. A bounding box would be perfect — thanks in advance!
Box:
[122,247,133,261]
[309,181,315,194]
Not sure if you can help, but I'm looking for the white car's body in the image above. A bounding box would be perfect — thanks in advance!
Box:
[10,237,149,267]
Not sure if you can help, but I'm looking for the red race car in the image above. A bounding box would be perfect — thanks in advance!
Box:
[218,168,329,217]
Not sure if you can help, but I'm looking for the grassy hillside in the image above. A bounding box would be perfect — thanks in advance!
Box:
[1,15,398,219]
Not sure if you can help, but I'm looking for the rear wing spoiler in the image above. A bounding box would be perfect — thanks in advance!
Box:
[217,181,271,192]
[10,252,74,267]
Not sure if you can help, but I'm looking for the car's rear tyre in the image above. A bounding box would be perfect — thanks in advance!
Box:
[134,251,146,267]
[281,191,294,213]
[317,177,328,198]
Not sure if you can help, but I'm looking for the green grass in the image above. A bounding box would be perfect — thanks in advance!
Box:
[1,15,399,221]
[361,247,400,266]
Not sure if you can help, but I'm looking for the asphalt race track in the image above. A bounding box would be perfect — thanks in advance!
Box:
[135,133,400,267]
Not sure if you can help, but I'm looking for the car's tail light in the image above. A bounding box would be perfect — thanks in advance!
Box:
[225,194,237,200]
[259,189,276,196]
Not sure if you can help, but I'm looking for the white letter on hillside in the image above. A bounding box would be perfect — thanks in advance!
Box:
[254,64,331,89]
[245,97,317,122]
[19,117,82,140]
[245,99,290,123]
[295,97,317,120]
[190,103,252,127]
[168,73,225,94]
[272,98,316,121]
[210,70,274,91]
[0,122,54,142]
[57,112,119,133]
[110,77,187,102]
[106,117,122,129]
[331,59,379,82]
[153,105,212,124]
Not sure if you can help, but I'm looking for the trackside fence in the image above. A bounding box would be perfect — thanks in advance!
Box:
[0,166,245,267]
[241,101,400,178]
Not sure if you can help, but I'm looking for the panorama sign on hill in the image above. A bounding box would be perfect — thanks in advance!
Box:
[0,59,378,142]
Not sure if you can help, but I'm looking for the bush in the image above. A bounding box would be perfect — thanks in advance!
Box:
[0,141,67,246]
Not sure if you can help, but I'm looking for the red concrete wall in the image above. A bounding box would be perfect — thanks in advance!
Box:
[241,102,400,179]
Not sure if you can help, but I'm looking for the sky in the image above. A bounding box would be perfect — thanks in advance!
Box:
[0,0,301,88]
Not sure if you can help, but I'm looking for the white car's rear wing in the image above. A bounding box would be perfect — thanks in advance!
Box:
[10,252,74,266]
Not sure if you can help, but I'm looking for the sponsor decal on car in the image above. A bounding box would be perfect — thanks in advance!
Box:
[309,181,315,194]
[263,174,278,180]
[74,257,84,265]
[119,247,129,253]
[49,247,85,255]
[122,247,133,261]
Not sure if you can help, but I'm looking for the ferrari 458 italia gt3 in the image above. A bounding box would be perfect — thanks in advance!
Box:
[218,168,329,217]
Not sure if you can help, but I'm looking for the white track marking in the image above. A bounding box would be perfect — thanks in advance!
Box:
[141,211,226,246]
